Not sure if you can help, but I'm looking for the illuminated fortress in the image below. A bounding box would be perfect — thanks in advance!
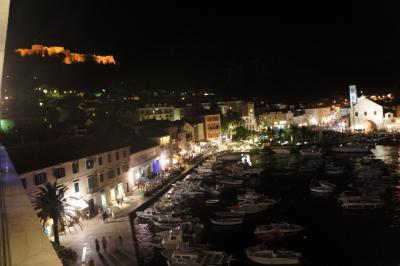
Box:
[15,44,116,65]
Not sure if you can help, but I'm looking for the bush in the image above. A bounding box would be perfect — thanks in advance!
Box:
[52,243,78,266]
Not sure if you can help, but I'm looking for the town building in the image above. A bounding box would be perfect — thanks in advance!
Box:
[8,137,132,218]
[350,95,385,132]
[194,113,221,144]
[259,111,294,129]
[136,104,175,121]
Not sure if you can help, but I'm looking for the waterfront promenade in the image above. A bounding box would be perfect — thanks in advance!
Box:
[59,158,206,266]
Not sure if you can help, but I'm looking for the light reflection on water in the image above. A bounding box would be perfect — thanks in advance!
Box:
[371,145,400,174]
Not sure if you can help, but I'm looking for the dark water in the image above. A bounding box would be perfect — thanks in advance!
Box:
[134,146,400,266]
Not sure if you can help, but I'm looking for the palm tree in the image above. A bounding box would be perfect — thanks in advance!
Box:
[33,182,79,245]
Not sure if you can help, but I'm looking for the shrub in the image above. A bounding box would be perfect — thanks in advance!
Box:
[52,243,78,266]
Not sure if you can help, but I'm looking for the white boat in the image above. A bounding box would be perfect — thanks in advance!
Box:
[325,165,345,175]
[273,148,291,154]
[254,222,304,236]
[230,202,273,214]
[211,217,244,226]
[245,245,301,265]
[318,180,336,189]
[339,196,384,210]
[310,183,334,194]
[162,243,232,266]
[136,208,154,219]
[152,228,184,250]
[205,199,220,205]
[331,144,370,153]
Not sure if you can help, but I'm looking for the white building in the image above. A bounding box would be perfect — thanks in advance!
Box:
[259,111,294,129]
[350,95,384,132]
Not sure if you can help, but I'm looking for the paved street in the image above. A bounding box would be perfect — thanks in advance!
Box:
[60,191,147,266]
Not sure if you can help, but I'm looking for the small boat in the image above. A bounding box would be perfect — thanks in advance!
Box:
[318,180,336,189]
[310,183,334,194]
[339,196,384,210]
[136,208,154,219]
[254,222,304,236]
[245,245,301,265]
[151,228,184,250]
[230,202,273,214]
[205,199,220,206]
[211,218,244,226]
[162,243,232,266]
[325,165,345,175]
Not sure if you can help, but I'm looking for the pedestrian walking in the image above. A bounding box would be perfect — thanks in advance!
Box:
[86,211,90,220]
[102,236,107,251]
[118,235,123,249]
[117,199,120,206]
[95,238,100,253]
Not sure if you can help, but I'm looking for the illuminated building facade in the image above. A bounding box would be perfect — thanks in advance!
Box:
[8,138,131,219]
[259,111,294,129]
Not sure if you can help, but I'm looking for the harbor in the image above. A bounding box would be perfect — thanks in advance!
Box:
[131,143,400,265]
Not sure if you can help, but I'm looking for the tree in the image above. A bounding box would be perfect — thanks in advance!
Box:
[233,126,251,141]
[288,125,299,143]
[221,110,242,138]
[33,182,80,245]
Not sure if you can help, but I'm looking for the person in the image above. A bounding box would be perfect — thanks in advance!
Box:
[86,211,90,220]
[102,236,107,251]
[118,235,123,249]
[117,199,120,207]
[95,238,100,253]
[102,212,107,223]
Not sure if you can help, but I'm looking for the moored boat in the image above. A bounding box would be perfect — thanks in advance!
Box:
[245,245,301,265]
[211,217,244,226]
[254,222,304,236]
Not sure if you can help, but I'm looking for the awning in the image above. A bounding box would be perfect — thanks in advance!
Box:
[68,197,89,210]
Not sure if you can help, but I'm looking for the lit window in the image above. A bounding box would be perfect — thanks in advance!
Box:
[86,159,94,169]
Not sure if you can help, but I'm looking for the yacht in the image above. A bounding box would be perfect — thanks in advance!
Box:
[245,245,301,265]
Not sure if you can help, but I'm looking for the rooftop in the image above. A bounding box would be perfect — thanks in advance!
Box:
[7,136,130,174]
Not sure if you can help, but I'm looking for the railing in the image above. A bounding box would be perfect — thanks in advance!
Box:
[0,158,12,266]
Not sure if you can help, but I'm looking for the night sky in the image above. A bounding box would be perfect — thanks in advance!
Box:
[4,1,400,101]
